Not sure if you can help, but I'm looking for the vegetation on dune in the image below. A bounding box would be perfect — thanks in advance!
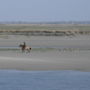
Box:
[0,24,90,36]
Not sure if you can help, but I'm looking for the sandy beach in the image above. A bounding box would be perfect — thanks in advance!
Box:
[0,35,90,71]
[0,50,90,71]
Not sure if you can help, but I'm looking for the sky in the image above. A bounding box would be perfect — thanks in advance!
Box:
[0,0,90,22]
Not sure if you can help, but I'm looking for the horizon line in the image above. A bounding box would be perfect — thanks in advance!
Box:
[0,21,90,24]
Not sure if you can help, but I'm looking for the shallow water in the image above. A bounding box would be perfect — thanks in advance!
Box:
[0,70,90,90]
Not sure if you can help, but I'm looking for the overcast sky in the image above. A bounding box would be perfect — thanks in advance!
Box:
[0,0,90,22]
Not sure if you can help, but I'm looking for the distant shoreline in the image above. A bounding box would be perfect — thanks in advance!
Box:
[1,21,90,24]
[0,24,90,36]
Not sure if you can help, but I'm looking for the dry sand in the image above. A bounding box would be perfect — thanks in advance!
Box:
[0,35,90,71]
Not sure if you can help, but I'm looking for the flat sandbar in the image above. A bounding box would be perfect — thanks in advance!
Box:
[0,50,90,71]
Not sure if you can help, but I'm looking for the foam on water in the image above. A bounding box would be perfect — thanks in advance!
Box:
[0,70,90,90]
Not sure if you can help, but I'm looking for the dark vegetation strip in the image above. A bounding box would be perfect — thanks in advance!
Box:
[0,24,90,36]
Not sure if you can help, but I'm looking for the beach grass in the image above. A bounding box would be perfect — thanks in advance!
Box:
[0,24,90,36]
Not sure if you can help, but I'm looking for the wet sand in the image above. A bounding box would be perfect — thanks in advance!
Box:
[0,35,90,71]
[0,48,90,71]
